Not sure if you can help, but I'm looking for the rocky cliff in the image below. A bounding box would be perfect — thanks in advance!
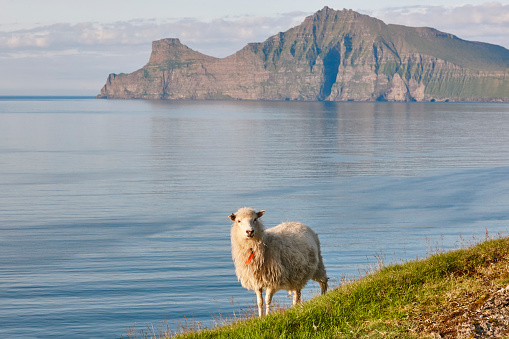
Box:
[97,7,509,102]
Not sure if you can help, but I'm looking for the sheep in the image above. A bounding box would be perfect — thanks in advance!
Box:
[229,207,328,317]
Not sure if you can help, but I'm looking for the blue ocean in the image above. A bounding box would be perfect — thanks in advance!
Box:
[1,98,509,338]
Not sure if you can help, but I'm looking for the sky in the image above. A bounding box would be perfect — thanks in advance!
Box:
[1,0,508,95]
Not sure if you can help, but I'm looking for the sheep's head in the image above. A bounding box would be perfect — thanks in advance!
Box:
[229,208,265,240]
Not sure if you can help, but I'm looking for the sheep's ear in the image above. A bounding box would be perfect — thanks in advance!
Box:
[229,213,236,221]
[257,210,265,218]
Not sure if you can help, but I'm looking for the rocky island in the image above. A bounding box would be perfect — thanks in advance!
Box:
[98,6,509,102]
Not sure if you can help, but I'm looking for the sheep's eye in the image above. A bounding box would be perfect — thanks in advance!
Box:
[237,219,241,223]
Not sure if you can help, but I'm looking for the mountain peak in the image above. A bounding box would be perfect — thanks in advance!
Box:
[316,6,352,15]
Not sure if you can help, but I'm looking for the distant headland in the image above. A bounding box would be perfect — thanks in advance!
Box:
[97,7,509,102]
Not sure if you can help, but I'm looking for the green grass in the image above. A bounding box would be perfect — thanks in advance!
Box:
[134,234,509,338]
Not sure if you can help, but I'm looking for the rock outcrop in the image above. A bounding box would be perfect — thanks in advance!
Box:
[97,7,509,102]
[457,285,509,338]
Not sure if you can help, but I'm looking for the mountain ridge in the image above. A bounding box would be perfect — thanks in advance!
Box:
[98,7,509,102]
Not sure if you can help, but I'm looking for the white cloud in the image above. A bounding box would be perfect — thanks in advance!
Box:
[372,2,509,48]
[0,12,308,59]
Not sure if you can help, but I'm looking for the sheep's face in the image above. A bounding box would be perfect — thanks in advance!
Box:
[229,208,265,240]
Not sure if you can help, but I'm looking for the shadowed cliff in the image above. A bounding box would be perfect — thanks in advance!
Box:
[98,7,509,102]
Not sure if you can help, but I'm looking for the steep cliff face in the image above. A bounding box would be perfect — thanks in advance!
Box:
[98,7,509,102]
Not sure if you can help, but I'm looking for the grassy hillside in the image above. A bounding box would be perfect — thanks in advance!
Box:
[384,25,509,72]
[149,235,509,338]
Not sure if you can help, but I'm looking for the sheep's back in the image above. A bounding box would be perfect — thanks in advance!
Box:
[264,222,321,290]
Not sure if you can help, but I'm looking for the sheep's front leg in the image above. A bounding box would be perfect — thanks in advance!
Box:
[292,290,301,305]
[265,288,275,315]
[256,288,264,317]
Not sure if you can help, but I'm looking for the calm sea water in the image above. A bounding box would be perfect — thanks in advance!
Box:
[1,98,509,338]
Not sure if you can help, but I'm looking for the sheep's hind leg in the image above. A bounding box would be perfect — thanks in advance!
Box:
[265,288,275,315]
[255,288,264,317]
[319,279,328,295]
[292,290,301,305]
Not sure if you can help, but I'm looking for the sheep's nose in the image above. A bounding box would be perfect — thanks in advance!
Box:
[246,230,254,238]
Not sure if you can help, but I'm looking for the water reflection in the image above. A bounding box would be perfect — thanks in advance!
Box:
[148,101,509,182]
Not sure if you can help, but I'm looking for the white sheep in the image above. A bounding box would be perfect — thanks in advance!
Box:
[229,207,328,317]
